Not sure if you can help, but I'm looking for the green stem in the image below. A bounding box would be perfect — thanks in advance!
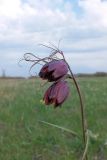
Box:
[62,54,88,160]
[68,66,88,160]
[68,65,86,143]
[82,130,90,160]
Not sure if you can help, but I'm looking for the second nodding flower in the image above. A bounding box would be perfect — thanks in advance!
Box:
[43,80,69,107]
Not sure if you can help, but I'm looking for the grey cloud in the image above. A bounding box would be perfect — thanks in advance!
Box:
[0,0,107,77]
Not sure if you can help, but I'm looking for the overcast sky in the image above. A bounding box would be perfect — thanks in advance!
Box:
[0,0,107,77]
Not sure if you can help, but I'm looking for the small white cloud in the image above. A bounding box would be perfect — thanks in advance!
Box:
[0,0,22,18]
[79,0,107,28]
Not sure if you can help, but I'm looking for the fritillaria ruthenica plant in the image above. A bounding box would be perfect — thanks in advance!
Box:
[23,43,88,160]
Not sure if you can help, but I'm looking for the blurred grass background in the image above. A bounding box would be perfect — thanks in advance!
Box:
[0,77,107,160]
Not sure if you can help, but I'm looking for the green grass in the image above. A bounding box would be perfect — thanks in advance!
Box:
[0,77,107,160]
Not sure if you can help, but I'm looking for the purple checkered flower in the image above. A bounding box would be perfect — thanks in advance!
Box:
[39,60,68,82]
[43,80,69,107]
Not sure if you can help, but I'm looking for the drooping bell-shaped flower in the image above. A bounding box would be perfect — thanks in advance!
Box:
[43,80,69,107]
[39,60,68,82]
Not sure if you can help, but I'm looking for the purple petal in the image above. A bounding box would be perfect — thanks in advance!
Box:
[55,81,69,106]
[53,62,68,78]
[39,60,68,81]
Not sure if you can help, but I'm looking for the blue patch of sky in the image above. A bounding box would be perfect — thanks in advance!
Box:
[21,0,28,3]
[21,0,84,17]
[64,0,84,17]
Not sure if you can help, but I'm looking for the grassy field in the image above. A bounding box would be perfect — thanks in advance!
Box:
[0,77,107,160]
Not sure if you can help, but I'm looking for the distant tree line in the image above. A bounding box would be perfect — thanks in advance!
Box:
[77,72,107,77]
[0,71,107,79]
[29,72,107,79]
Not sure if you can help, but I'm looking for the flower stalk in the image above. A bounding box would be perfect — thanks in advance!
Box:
[62,54,88,160]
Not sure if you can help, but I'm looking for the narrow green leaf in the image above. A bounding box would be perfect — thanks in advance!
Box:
[39,120,79,137]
